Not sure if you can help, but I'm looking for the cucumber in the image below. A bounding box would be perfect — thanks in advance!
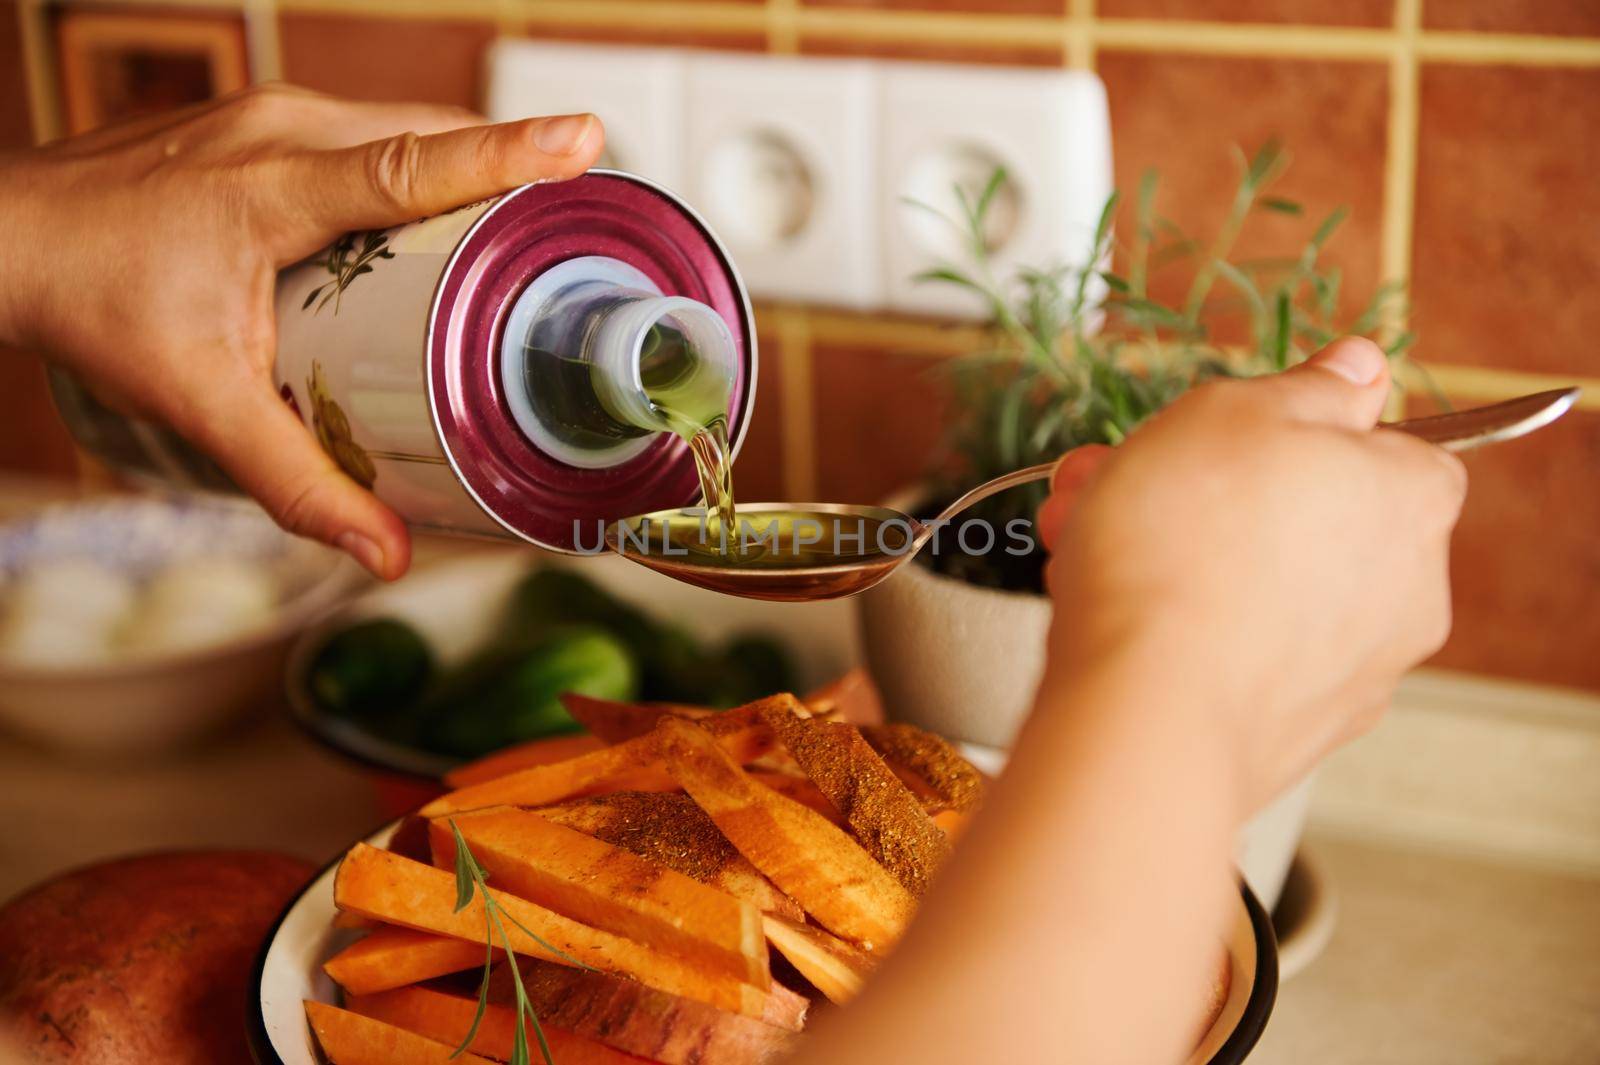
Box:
[418,627,638,758]
[305,617,433,725]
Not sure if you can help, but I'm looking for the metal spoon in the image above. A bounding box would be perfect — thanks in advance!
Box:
[609,388,1579,602]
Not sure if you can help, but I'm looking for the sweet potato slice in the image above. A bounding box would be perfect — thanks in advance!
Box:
[332,843,766,1017]
[420,740,679,818]
[746,769,842,822]
[445,733,608,789]
[421,703,777,818]
[492,958,802,1065]
[762,914,875,1005]
[304,1000,498,1065]
[429,807,768,987]
[652,716,915,951]
[533,793,804,922]
[347,985,650,1064]
[561,692,714,743]
[861,723,987,814]
[323,926,486,994]
[759,709,950,897]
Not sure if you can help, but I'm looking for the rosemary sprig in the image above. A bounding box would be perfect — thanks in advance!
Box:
[448,822,595,1065]
[909,141,1422,593]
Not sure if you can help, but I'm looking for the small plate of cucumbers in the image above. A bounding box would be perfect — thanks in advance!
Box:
[285,550,858,780]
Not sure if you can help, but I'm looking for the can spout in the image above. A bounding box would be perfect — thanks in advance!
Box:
[499,255,737,470]
[590,295,737,439]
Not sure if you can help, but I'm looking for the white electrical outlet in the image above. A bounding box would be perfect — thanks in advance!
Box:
[486,40,686,189]
[487,41,1113,318]
[879,63,1112,317]
[682,54,878,309]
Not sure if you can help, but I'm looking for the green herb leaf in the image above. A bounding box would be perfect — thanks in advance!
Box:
[1259,197,1303,215]
[451,822,479,912]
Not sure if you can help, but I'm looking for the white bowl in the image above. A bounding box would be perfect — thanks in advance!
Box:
[285,549,863,779]
[0,495,361,756]
[248,819,1276,1065]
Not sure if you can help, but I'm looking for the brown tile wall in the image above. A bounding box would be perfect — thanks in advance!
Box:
[8,2,1600,692]
[1099,51,1388,336]
[1412,64,1600,378]
[279,14,495,109]
[1,3,78,480]
[1423,1,1600,38]
[1415,398,1600,692]
[0,0,33,149]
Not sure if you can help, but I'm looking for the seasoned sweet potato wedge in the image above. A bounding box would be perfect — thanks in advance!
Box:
[652,716,915,951]
[560,692,714,743]
[758,709,950,897]
[746,769,843,823]
[332,843,766,1017]
[444,733,608,789]
[533,792,804,922]
[429,807,768,987]
[304,1000,498,1065]
[323,926,486,995]
[762,914,875,1005]
[346,985,650,1064]
[420,703,778,818]
[491,958,803,1065]
[861,723,987,814]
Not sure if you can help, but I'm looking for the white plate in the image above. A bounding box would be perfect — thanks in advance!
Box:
[249,828,1276,1064]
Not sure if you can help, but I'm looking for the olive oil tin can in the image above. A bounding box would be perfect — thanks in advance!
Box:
[54,171,756,552]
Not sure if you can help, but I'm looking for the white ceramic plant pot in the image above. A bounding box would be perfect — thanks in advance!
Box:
[857,548,1312,910]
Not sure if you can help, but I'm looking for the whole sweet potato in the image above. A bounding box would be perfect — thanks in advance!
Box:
[0,851,313,1063]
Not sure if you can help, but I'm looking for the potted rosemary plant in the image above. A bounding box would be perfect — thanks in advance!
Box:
[857,143,1418,906]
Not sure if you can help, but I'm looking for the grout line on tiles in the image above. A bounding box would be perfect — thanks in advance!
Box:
[1066,0,1095,70]
[774,307,818,500]
[242,0,283,82]
[259,0,1600,66]
[1412,364,1600,411]
[51,0,1600,68]
[1419,30,1600,67]
[492,0,520,38]
[1379,0,1421,419]
[805,308,1600,412]
[17,0,62,143]
[766,0,799,55]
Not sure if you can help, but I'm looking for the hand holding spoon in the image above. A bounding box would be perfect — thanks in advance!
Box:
[609,388,1579,602]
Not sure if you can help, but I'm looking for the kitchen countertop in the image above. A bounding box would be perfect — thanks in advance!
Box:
[0,710,382,903]
[1253,832,1600,1064]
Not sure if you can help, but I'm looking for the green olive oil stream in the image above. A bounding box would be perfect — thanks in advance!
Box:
[629,322,908,571]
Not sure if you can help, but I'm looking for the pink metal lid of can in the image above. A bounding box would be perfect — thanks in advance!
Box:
[427,171,757,552]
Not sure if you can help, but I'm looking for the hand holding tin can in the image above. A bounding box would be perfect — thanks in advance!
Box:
[2,84,615,578]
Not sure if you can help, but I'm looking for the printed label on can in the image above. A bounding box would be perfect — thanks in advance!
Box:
[274,198,506,538]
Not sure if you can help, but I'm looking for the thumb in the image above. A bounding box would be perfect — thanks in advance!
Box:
[282,112,604,236]
[181,384,411,580]
[1259,336,1392,431]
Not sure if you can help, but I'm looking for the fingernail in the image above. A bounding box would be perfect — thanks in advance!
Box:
[335,531,386,577]
[534,114,593,156]
[1316,338,1386,386]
